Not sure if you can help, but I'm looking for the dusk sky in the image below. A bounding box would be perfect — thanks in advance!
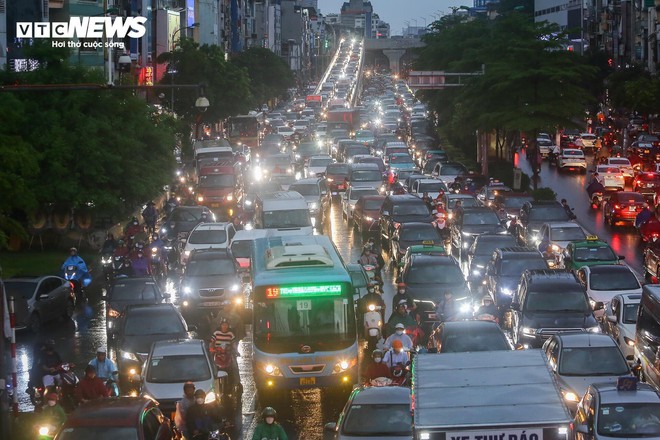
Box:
[317,0,470,35]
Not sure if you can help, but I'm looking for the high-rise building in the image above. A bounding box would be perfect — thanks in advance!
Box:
[340,0,373,38]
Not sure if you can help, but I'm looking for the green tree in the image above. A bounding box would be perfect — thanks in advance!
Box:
[160,39,252,126]
[0,43,177,247]
[231,47,295,107]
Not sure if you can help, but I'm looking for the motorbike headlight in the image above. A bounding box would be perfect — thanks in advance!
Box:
[226,194,233,201]
[184,250,191,257]
[550,244,560,252]
[459,303,471,314]
[121,351,139,362]
[500,287,514,296]
[586,325,601,333]
[39,426,52,436]
[472,269,481,276]
[368,304,376,311]
[204,390,216,404]
[197,195,204,202]
[151,247,158,253]
[562,390,580,403]
[107,308,120,318]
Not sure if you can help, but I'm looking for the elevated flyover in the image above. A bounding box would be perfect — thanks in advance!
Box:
[364,38,425,74]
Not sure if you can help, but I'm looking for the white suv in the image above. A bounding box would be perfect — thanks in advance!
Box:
[180,222,237,266]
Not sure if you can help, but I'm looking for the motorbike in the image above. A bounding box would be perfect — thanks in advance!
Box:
[364,303,383,350]
[164,238,179,272]
[101,253,114,283]
[63,266,90,303]
[637,217,660,243]
[191,425,231,440]
[590,192,603,209]
[150,246,167,280]
[37,423,59,440]
[210,345,242,415]
[58,363,79,413]
[390,362,410,386]
[105,374,120,397]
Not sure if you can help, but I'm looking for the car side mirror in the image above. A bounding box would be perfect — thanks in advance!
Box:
[592,301,604,311]
[188,324,198,332]
[510,302,520,311]
[382,210,390,217]
[217,370,229,379]
[39,294,50,300]
[618,255,626,261]
[324,422,338,432]
[606,314,617,323]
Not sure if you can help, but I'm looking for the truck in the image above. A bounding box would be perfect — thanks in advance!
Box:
[412,350,572,440]
[326,108,360,134]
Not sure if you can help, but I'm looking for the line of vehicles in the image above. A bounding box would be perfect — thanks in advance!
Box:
[10,39,660,440]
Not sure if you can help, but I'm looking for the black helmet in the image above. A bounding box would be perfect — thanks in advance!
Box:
[183,381,195,391]
[262,407,277,418]
[194,389,206,398]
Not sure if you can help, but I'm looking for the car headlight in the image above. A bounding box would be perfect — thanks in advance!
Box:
[121,351,139,362]
[231,284,239,292]
[204,390,216,403]
[197,195,204,202]
[562,390,580,402]
[522,327,537,336]
[107,308,121,318]
[462,231,472,237]
[365,216,374,222]
[226,194,233,201]
[500,287,514,296]
[182,286,192,295]
[308,202,318,210]
[245,200,252,206]
[586,325,601,333]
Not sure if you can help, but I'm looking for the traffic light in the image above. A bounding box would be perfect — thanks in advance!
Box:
[324,39,329,49]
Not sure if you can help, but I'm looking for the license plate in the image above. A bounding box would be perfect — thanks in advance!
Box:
[629,206,636,211]
[210,203,220,208]
[201,301,224,307]
[428,313,438,320]
[300,377,316,385]
[645,150,651,154]
[338,185,345,189]
[332,192,337,195]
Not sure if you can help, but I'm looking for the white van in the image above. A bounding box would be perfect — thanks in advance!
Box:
[253,191,313,236]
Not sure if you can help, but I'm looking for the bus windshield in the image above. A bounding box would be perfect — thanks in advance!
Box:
[254,296,356,351]
[229,117,259,137]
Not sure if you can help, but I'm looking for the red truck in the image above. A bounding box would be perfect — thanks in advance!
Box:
[326,108,360,133]
[195,161,242,219]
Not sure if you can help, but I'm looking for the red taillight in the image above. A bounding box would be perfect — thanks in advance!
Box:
[614,204,621,210]
[69,282,75,291]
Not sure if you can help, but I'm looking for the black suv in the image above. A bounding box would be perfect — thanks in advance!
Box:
[379,194,433,246]
[466,234,518,290]
[515,200,574,247]
[510,269,599,349]
[485,247,548,313]
[450,207,507,258]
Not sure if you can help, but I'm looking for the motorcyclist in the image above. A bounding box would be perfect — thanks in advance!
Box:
[38,339,63,388]
[149,233,168,276]
[431,208,448,237]
[41,393,67,428]
[636,203,653,228]
[383,340,409,370]
[449,176,462,193]
[391,283,416,312]
[359,244,378,267]
[112,239,129,258]
[365,349,392,382]
[476,295,498,317]
[129,249,151,277]
[358,281,386,324]
[386,301,416,336]
[210,319,240,387]
[61,247,89,286]
[365,237,385,273]
[251,407,288,440]
[185,390,224,439]
[165,195,179,217]
[100,233,117,255]
[142,201,159,235]
[436,291,458,322]
[124,217,143,241]
[88,347,118,383]
[75,365,109,404]
[231,216,244,231]
[587,175,605,199]
[383,323,414,351]
[452,200,465,225]
[560,199,577,220]
[198,211,210,224]
[421,192,433,209]
[175,382,196,439]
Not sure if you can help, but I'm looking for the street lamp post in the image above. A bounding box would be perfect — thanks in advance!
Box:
[420,17,427,28]
[170,23,200,112]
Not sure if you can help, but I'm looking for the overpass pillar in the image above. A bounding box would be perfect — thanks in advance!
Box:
[382,49,406,74]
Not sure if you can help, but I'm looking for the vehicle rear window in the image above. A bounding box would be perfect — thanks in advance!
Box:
[188,229,227,245]
[186,258,236,277]
[563,150,584,157]
[289,184,319,196]
[589,271,639,291]
[573,246,616,261]
[342,403,411,436]
[528,206,570,221]
[172,209,201,222]
[609,158,630,165]
[110,283,159,302]
[392,203,429,216]
[407,263,463,284]
[550,227,586,241]
[147,355,211,383]
[400,226,440,242]
[500,258,547,276]
[441,330,510,352]
[559,346,629,376]
[327,164,349,174]
[231,240,251,259]
[351,170,382,182]
[463,211,501,225]
[364,199,384,210]
[124,309,185,336]
[440,165,467,175]
[474,237,517,256]
[3,281,37,299]
[525,290,589,312]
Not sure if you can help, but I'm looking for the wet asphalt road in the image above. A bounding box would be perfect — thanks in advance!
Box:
[14,148,646,439]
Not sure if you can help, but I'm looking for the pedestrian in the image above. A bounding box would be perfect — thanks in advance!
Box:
[252,407,288,440]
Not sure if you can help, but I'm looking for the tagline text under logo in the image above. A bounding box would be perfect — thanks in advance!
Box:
[17,17,147,39]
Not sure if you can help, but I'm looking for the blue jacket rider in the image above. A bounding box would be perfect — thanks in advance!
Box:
[61,247,88,280]
[636,205,653,228]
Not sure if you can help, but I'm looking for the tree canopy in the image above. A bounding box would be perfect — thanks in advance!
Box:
[0,42,177,248]
[417,12,597,158]
[231,47,295,107]
[160,39,252,124]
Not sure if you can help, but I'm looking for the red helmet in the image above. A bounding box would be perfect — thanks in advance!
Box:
[397,282,406,288]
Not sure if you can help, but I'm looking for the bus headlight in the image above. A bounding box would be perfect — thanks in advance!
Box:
[197,195,204,202]
[182,286,192,295]
[265,364,274,374]
[562,390,579,402]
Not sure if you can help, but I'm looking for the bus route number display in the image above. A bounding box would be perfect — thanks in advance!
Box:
[265,284,342,298]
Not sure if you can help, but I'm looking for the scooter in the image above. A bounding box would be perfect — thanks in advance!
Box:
[101,253,114,283]
[58,363,79,413]
[150,246,167,281]
[364,303,383,351]
[63,266,90,303]
[210,345,242,416]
